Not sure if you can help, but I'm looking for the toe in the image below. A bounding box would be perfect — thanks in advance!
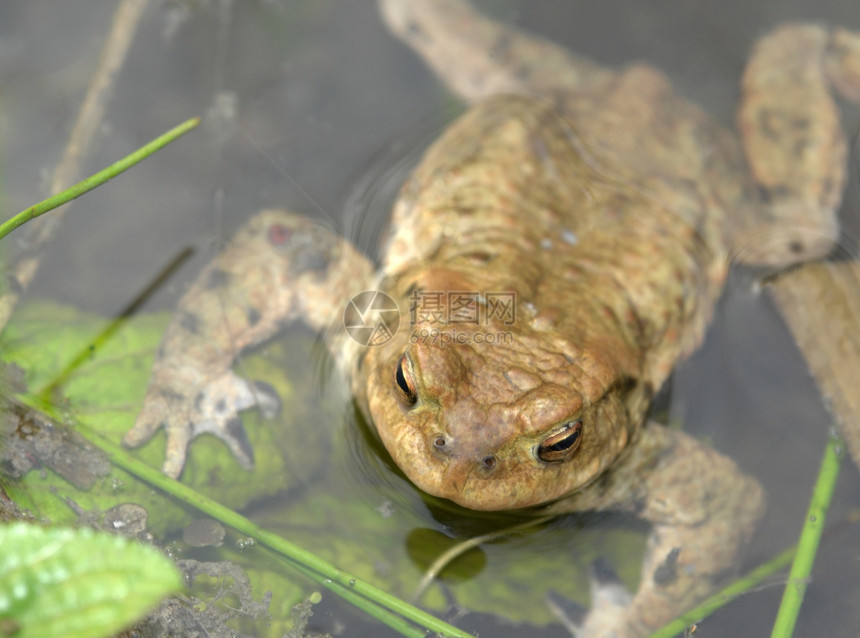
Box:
[162,423,193,479]
[546,589,587,636]
[588,557,633,612]
[251,380,282,419]
[220,417,255,470]
[124,399,169,448]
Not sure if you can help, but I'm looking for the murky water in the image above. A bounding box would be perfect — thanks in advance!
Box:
[2,1,860,636]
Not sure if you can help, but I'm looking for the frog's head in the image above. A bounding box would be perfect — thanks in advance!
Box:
[361,313,646,512]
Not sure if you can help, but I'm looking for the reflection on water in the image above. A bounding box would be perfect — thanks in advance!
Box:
[342,104,463,260]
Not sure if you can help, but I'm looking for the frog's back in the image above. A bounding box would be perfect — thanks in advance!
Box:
[380,94,728,390]
[380,0,758,263]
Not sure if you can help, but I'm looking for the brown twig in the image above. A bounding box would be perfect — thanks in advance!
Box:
[0,0,150,332]
[768,260,860,468]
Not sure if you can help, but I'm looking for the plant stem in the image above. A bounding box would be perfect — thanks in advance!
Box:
[770,432,844,638]
[649,546,796,638]
[281,557,428,638]
[36,246,194,401]
[650,430,844,638]
[0,0,150,333]
[68,417,474,638]
[0,117,200,242]
[412,515,554,603]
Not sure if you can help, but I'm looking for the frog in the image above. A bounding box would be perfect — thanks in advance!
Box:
[124,1,860,635]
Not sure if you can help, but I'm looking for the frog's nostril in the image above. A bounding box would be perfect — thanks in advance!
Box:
[480,455,497,470]
[432,434,449,450]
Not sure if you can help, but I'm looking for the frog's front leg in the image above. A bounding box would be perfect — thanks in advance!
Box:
[125,209,374,478]
[736,25,860,266]
[553,425,765,637]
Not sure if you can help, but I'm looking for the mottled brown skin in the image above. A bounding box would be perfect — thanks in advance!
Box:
[359,96,718,512]
[126,2,860,636]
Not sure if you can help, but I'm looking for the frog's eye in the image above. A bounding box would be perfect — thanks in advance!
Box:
[395,354,418,407]
[537,421,582,463]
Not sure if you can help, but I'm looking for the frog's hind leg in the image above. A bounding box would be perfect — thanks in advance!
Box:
[378,0,611,103]
[549,425,765,637]
[736,25,860,267]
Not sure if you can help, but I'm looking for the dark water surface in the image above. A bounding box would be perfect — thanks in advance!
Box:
[2,1,860,636]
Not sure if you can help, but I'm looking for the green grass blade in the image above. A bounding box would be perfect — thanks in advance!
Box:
[62,414,474,638]
[650,430,844,638]
[770,431,844,638]
[282,558,428,638]
[649,546,796,638]
[0,117,200,241]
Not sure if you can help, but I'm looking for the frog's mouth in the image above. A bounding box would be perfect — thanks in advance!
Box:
[378,422,607,512]
[364,370,627,511]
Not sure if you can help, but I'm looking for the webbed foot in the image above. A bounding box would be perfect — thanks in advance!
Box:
[125,371,280,478]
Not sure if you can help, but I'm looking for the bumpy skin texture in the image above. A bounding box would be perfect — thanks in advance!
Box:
[361,95,723,511]
[127,2,860,636]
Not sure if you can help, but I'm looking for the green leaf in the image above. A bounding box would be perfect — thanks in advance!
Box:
[0,301,336,633]
[0,522,182,638]
[1,300,648,631]
[0,300,324,534]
